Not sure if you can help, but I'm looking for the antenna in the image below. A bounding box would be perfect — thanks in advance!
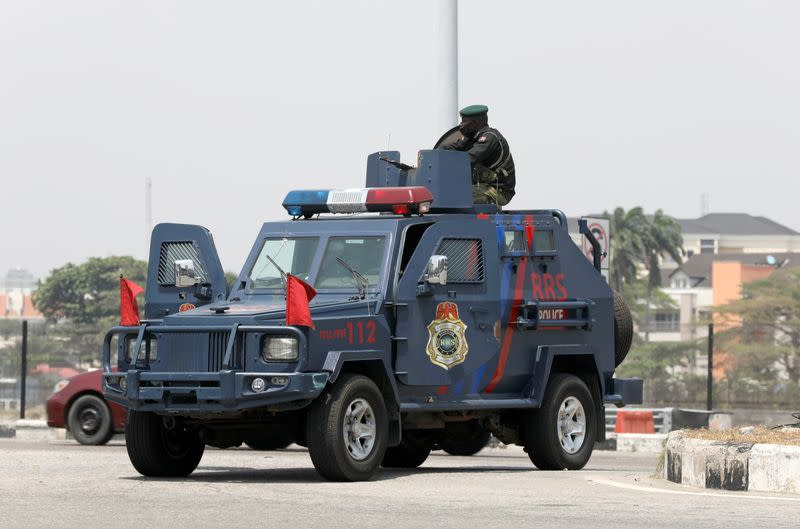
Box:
[701,192,710,216]
[145,177,152,247]
[387,133,391,152]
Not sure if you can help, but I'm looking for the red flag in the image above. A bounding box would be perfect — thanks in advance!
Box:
[120,277,144,326]
[285,274,317,328]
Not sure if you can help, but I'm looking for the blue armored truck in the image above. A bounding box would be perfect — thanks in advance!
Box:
[103,150,641,481]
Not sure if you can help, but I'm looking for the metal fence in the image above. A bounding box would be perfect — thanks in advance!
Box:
[0,319,104,415]
[620,320,800,409]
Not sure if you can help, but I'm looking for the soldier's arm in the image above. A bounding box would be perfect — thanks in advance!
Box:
[464,133,500,165]
[440,137,471,151]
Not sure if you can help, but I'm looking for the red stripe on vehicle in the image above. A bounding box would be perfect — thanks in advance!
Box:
[524,214,535,250]
[476,213,490,220]
[484,257,528,393]
[437,385,448,395]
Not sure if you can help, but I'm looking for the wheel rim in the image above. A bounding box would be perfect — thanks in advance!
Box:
[342,397,376,461]
[557,396,586,455]
[78,406,101,434]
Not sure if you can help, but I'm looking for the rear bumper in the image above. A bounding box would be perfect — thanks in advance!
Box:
[103,370,329,413]
[603,378,644,407]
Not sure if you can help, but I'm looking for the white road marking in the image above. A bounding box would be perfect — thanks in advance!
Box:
[590,478,800,502]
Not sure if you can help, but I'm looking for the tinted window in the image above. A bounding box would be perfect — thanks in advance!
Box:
[504,230,527,253]
[316,237,386,289]
[249,238,318,288]
[533,230,555,253]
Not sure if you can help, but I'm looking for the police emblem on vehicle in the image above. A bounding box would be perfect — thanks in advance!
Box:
[426,302,469,369]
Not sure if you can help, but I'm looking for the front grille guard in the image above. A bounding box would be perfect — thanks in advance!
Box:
[103,323,308,374]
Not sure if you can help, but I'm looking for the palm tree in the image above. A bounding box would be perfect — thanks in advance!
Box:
[642,209,684,341]
[606,207,650,293]
[644,209,684,291]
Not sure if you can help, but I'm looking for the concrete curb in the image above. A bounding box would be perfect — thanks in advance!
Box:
[616,433,667,453]
[13,419,59,441]
[664,430,800,494]
[595,433,667,453]
[0,421,15,438]
[0,420,74,441]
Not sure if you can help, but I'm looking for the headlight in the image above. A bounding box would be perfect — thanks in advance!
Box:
[262,336,298,362]
[125,336,158,362]
[53,380,69,394]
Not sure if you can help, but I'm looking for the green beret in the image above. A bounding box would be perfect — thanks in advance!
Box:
[459,104,488,117]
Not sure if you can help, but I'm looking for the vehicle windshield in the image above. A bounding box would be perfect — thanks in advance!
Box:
[249,237,318,289]
[316,236,386,290]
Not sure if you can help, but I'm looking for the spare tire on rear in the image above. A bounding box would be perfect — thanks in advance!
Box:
[613,291,633,367]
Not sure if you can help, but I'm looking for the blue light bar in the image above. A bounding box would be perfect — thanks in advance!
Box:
[282,186,434,218]
[282,190,330,217]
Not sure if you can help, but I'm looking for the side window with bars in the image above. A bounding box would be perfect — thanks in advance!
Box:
[436,238,485,283]
[157,241,209,285]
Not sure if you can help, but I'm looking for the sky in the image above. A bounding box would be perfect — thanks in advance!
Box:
[1,0,799,280]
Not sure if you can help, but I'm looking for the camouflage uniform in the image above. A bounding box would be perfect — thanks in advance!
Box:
[441,125,515,206]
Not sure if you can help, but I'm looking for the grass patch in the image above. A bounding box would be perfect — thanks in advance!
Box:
[681,426,800,446]
[0,405,46,421]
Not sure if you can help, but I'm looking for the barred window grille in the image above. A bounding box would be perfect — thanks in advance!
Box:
[436,238,484,283]
[157,242,208,285]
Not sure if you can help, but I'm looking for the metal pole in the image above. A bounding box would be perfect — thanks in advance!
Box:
[706,323,714,411]
[435,0,459,133]
[20,320,28,419]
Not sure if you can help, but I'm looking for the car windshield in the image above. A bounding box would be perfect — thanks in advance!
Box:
[249,237,318,289]
[316,236,386,290]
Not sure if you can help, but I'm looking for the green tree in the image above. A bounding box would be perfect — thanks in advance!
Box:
[33,256,146,324]
[642,210,684,341]
[605,207,650,293]
[716,268,800,385]
[31,256,147,364]
[225,270,238,291]
[643,209,684,291]
[615,340,700,403]
[621,279,678,329]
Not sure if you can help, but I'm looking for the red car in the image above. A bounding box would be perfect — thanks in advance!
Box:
[46,370,127,445]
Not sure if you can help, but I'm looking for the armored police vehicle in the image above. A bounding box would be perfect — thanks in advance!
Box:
[103,150,641,481]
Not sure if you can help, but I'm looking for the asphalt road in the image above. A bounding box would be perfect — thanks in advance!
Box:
[1,439,798,529]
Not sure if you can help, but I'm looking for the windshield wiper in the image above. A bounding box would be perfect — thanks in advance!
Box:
[265,255,288,295]
[336,257,368,300]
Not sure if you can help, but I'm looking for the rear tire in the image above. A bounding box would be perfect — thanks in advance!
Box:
[613,290,633,367]
[67,394,113,446]
[524,374,596,471]
[382,436,431,468]
[306,374,388,481]
[126,411,205,477]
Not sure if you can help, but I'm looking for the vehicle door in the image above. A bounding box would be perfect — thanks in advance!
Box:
[394,218,500,392]
[144,223,228,319]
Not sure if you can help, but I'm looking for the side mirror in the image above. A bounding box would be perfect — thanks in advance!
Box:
[425,255,448,285]
[174,259,198,288]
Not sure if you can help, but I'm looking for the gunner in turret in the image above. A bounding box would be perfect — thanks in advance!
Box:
[438,104,516,206]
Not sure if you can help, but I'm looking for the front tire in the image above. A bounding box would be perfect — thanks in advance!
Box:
[67,394,113,446]
[126,411,205,477]
[524,374,596,470]
[306,374,388,481]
